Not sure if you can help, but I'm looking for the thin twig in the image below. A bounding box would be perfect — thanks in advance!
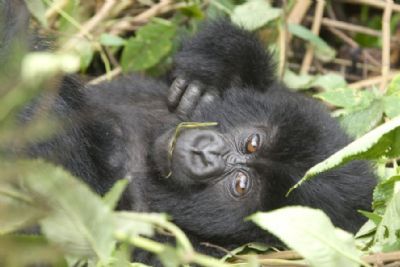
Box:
[338,0,400,12]
[109,0,176,36]
[278,0,288,79]
[63,0,117,50]
[348,72,400,89]
[300,0,325,74]
[88,67,122,85]
[306,17,382,37]
[380,0,393,91]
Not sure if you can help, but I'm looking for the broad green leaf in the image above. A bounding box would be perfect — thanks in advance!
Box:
[283,69,314,90]
[114,212,157,239]
[288,23,336,62]
[0,160,116,262]
[373,175,400,213]
[289,116,400,193]
[179,4,204,19]
[339,100,383,137]
[24,0,48,27]
[207,0,235,17]
[250,207,365,267]
[315,88,373,108]
[100,34,126,47]
[311,73,347,91]
[72,39,94,71]
[0,182,46,234]
[231,0,281,31]
[103,179,128,210]
[284,71,347,91]
[383,95,400,118]
[375,189,400,248]
[386,74,400,95]
[121,19,176,72]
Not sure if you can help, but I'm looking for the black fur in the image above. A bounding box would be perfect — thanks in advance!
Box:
[2,3,376,262]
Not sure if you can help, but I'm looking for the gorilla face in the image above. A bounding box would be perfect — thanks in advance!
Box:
[150,89,302,242]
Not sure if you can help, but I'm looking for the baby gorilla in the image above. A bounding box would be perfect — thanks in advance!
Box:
[22,20,375,258]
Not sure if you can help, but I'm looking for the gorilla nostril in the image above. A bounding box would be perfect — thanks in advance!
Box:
[191,149,211,167]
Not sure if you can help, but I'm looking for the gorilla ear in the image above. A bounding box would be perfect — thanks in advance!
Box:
[173,20,276,91]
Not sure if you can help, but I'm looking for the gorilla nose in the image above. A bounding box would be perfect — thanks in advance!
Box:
[179,130,226,180]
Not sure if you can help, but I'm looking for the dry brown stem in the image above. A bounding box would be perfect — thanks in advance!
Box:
[109,0,176,36]
[380,0,393,91]
[300,0,325,74]
[306,17,382,37]
[338,0,400,12]
[349,71,400,89]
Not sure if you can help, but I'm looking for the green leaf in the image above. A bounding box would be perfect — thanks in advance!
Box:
[288,23,336,62]
[311,74,347,91]
[207,0,235,17]
[103,179,129,210]
[221,242,270,262]
[0,160,116,263]
[121,19,176,72]
[375,189,400,248]
[373,175,400,214]
[100,34,126,47]
[24,0,48,27]
[283,69,314,90]
[386,74,400,96]
[179,4,204,19]
[250,207,365,267]
[315,88,373,108]
[338,100,383,137]
[72,39,94,71]
[383,95,400,118]
[114,212,157,239]
[284,71,347,91]
[0,182,45,234]
[231,0,281,31]
[289,116,400,193]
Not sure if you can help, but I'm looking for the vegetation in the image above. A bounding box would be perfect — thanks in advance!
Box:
[1,0,400,266]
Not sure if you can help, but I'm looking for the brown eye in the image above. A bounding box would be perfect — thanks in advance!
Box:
[245,134,261,154]
[232,172,250,197]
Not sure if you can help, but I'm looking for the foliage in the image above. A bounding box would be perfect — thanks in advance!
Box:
[1,0,400,266]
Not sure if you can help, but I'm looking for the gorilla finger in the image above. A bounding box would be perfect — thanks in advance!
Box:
[176,81,204,117]
[167,77,187,111]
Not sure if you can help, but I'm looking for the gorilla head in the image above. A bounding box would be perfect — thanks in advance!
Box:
[146,57,375,246]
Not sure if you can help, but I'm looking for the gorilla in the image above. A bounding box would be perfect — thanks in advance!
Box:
[2,1,376,261]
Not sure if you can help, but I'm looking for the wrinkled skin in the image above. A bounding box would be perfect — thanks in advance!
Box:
[2,2,376,263]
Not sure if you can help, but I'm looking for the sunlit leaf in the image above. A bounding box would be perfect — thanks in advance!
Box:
[231,0,281,31]
[250,207,365,267]
[289,116,400,193]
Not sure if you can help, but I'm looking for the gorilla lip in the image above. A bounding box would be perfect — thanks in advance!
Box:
[165,121,218,178]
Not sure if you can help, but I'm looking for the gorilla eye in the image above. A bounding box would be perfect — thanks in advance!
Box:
[245,134,261,154]
[232,172,250,197]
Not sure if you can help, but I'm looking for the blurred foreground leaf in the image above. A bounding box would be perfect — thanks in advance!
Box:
[0,160,115,263]
[289,116,400,193]
[250,207,365,267]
